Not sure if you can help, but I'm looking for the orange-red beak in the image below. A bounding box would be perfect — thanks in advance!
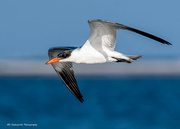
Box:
[45,58,61,64]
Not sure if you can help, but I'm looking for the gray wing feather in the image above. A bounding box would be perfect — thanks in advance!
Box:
[48,47,84,102]
[87,20,118,51]
[86,20,171,51]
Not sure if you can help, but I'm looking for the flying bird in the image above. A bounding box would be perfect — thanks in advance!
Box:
[45,19,171,102]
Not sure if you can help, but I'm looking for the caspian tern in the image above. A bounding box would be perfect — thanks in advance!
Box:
[45,19,171,102]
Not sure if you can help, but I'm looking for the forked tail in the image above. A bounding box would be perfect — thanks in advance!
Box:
[112,55,142,63]
[126,55,142,60]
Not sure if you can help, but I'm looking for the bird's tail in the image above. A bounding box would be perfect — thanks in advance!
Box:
[125,55,143,60]
[112,55,142,63]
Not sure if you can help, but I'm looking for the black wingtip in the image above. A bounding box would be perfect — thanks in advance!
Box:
[73,91,84,103]
[77,94,84,103]
[163,41,172,46]
[123,26,172,46]
[79,98,84,103]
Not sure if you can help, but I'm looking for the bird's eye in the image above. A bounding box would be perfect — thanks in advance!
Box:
[57,53,66,58]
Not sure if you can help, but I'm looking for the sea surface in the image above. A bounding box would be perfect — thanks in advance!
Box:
[0,76,180,129]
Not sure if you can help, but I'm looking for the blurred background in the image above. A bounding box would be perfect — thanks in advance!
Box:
[0,0,180,129]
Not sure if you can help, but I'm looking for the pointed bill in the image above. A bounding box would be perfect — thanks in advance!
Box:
[45,58,61,64]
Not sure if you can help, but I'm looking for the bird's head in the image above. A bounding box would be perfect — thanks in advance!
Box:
[45,51,71,64]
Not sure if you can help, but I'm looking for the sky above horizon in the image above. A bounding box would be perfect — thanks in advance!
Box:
[0,0,179,60]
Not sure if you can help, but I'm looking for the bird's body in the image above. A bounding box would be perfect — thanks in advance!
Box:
[61,47,126,64]
[46,19,171,102]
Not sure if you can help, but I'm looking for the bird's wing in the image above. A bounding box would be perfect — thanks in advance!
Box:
[48,47,84,102]
[82,19,171,51]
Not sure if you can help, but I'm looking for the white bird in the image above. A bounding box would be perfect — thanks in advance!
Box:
[45,19,171,102]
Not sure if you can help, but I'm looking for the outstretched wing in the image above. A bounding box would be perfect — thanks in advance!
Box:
[82,19,171,51]
[48,47,84,102]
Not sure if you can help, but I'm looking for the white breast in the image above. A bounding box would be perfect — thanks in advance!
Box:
[72,45,108,64]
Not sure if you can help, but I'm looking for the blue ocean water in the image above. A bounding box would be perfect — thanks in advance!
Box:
[0,76,180,129]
